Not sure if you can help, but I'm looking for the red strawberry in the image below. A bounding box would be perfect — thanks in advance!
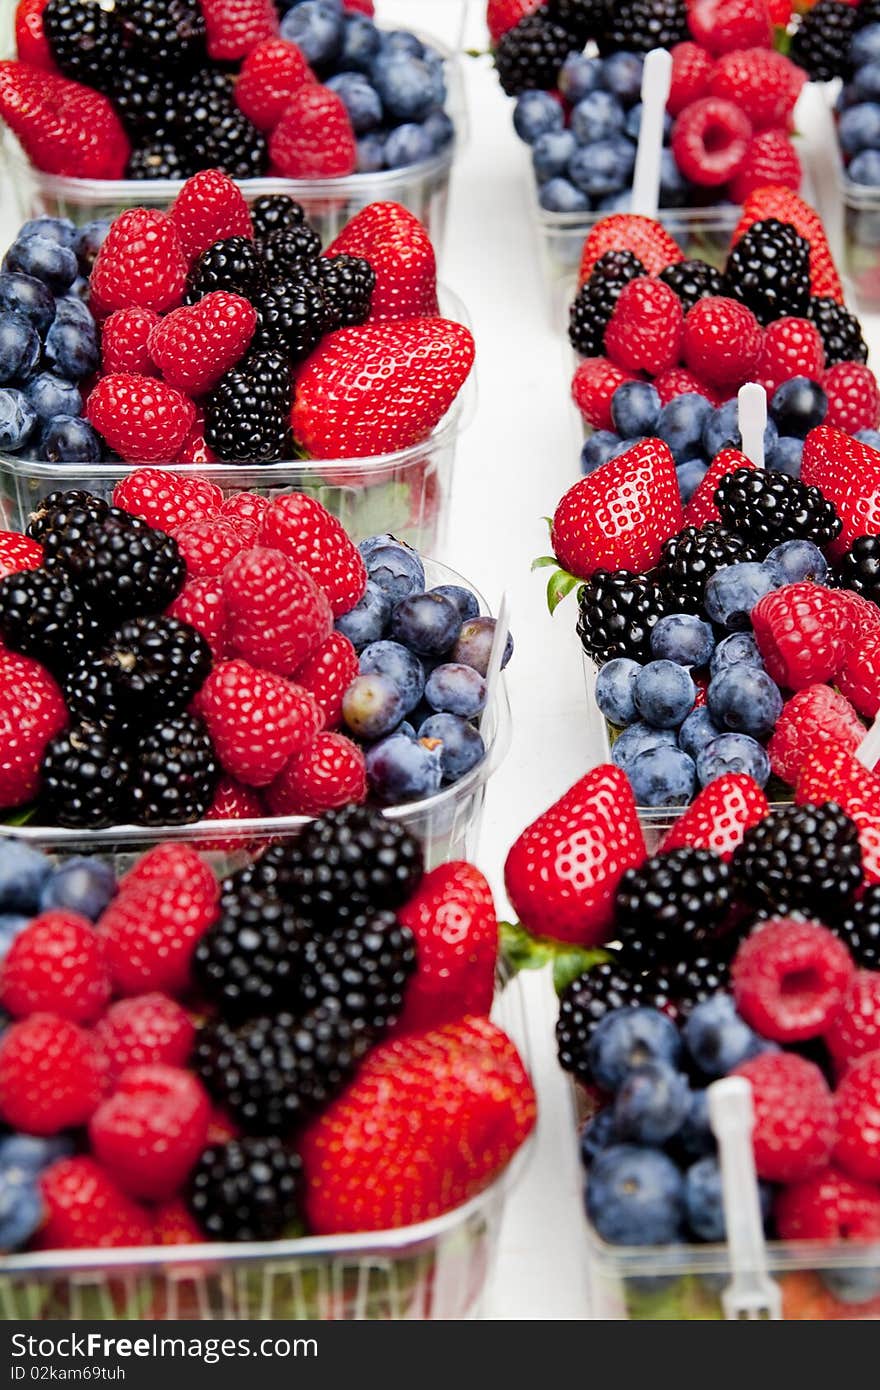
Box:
[86,374,196,463]
[578,214,684,285]
[15,0,56,72]
[167,574,227,660]
[300,1016,536,1234]
[222,546,332,674]
[688,0,773,54]
[826,971,880,1072]
[0,910,111,1023]
[671,97,752,187]
[90,1064,211,1201]
[775,1166,880,1242]
[199,0,278,62]
[0,531,42,580]
[732,186,844,302]
[571,356,638,431]
[175,517,248,579]
[551,439,684,580]
[752,582,852,689]
[684,447,754,527]
[101,306,160,377]
[659,772,769,858]
[0,1014,106,1136]
[112,467,222,533]
[733,1050,835,1182]
[729,129,802,204]
[708,48,805,129]
[769,685,865,787]
[0,61,129,178]
[823,362,880,434]
[504,764,647,946]
[682,295,763,391]
[834,1053,880,1182]
[0,649,67,810]
[293,630,359,729]
[487,0,543,42]
[89,207,187,318]
[94,993,195,1082]
[667,41,713,116]
[325,202,439,320]
[98,848,219,995]
[39,1157,152,1250]
[235,37,313,131]
[802,426,880,558]
[755,316,824,394]
[291,319,474,459]
[269,84,356,177]
[148,291,256,396]
[196,659,323,787]
[393,863,497,1035]
[604,277,684,375]
[265,731,366,816]
[796,742,880,883]
[259,493,367,617]
[168,169,254,264]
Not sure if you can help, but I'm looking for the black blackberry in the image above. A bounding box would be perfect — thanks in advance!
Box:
[205,368,291,463]
[723,220,812,326]
[857,0,880,26]
[615,848,735,967]
[568,250,645,357]
[234,350,292,410]
[576,569,667,665]
[808,296,869,368]
[43,0,123,92]
[194,886,310,1019]
[195,1006,370,1133]
[273,805,424,924]
[556,958,677,1083]
[713,466,842,550]
[26,490,109,545]
[260,226,322,280]
[790,0,857,81]
[732,803,864,919]
[43,509,185,619]
[115,0,205,68]
[314,255,375,330]
[128,714,218,826]
[187,108,268,181]
[833,535,880,605]
[188,1139,302,1243]
[493,13,580,97]
[38,724,132,830]
[299,911,416,1041]
[251,278,328,361]
[65,615,211,731]
[833,886,880,970]
[547,0,609,42]
[185,236,265,304]
[0,569,104,674]
[663,953,732,1014]
[110,66,183,140]
[126,142,190,182]
[658,523,759,613]
[251,195,306,242]
[601,0,689,52]
[659,259,725,315]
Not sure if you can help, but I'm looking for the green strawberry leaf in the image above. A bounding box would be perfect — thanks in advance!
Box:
[499,922,610,995]
[552,947,611,995]
[531,554,559,571]
[3,805,35,828]
[547,567,579,614]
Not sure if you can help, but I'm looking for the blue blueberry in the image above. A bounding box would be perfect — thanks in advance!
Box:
[338,11,381,72]
[659,148,689,208]
[657,393,712,463]
[45,305,100,381]
[430,584,479,622]
[342,671,406,739]
[532,129,577,182]
[422,109,454,151]
[373,53,436,122]
[0,388,37,452]
[685,1155,772,1242]
[840,102,880,155]
[513,90,564,144]
[678,707,722,761]
[709,631,763,678]
[684,995,765,1078]
[768,435,805,478]
[24,372,81,421]
[611,721,677,773]
[0,272,54,337]
[3,235,78,295]
[707,665,782,738]
[418,712,485,782]
[391,591,461,657]
[625,104,672,142]
[0,841,50,913]
[74,219,110,274]
[0,1134,73,1180]
[703,562,783,629]
[334,579,392,650]
[596,189,632,213]
[595,657,641,727]
[356,133,385,172]
[360,639,425,713]
[821,1266,880,1304]
[600,51,644,107]
[365,731,443,804]
[580,430,620,473]
[380,29,424,59]
[676,459,708,504]
[678,1089,715,1158]
[611,381,661,439]
[849,148,880,185]
[633,660,696,729]
[383,123,433,168]
[769,376,828,438]
[325,72,382,132]
[856,428,880,450]
[40,856,116,921]
[613,1060,691,1145]
[579,1107,616,1164]
[424,663,487,718]
[559,53,602,103]
[0,1174,43,1253]
[362,538,425,604]
[587,1145,685,1246]
[607,434,647,460]
[39,416,102,463]
[696,732,770,788]
[280,0,343,67]
[587,1007,683,1092]
[651,614,714,669]
[627,744,696,806]
[452,617,513,677]
[851,23,880,66]
[538,178,590,212]
[0,915,31,961]
[19,216,76,249]
[852,61,880,103]
[703,399,778,460]
[570,90,626,144]
[569,137,635,198]
[0,314,40,385]
[766,538,828,584]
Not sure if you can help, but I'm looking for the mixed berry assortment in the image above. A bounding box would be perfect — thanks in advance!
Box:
[0,816,534,1252]
[0,0,453,183]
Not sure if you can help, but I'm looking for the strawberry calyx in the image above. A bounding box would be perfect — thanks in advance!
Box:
[532,554,581,614]
[499,921,610,995]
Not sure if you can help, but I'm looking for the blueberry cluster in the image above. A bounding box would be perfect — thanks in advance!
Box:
[336,535,514,805]
[836,20,880,187]
[0,217,108,463]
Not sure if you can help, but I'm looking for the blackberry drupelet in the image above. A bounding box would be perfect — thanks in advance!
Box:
[546,0,610,43]
[724,220,812,326]
[658,523,758,613]
[38,724,132,830]
[658,260,725,315]
[194,885,310,1019]
[833,535,880,605]
[114,0,206,68]
[110,66,182,139]
[833,887,880,970]
[493,13,580,97]
[601,0,689,52]
[790,0,857,81]
[188,1139,302,1243]
[576,569,668,665]
[186,108,268,182]
[260,226,322,280]
[299,911,416,1042]
[128,713,218,826]
[664,953,732,1014]
[808,297,869,367]
[568,250,645,357]
[44,510,186,620]
[0,568,104,674]
[315,255,376,329]
[195,1006,371,1133]
[251,195,306,241]
[556,958,677,1083]
[43,0,123,92]
[26,490,109,545]
[126,143,191,181]
[205,369,291,463]
[251,279,328,361]
[234,350,292,410]
[185,237,265,304]
[732,803,864,919]
[615,849,735,967]
[66,615,212,729]
[713,466,842,550]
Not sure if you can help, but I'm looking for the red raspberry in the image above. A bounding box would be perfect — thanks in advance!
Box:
[0,531,42,580]
[169,168,254,263]
[89,207,187,318]
[730,128,802,204]
[112,467,222,532]
[269,84,356,178]
[682,296,763,391]
[837,624,880,718]
[775,1166,880,1241]
[200,0,278,62]
[266,731,367,816]
[684,447,753,527]
[823,362,880,434]
[95,993,195,1082]
[752,582,852,689]
[122,842,216,893]
[235,37,313,131]
[835,1053,880,1181]
[153,1198,204,1245]
[205,775,264,822]
[219,492,269,542]
[837,589,880,646]
[101,306,160,376]
[86,374,196,464]
[755,317,825,395]
[671,97,752,186]
[769,684,865,787]
[708,48,805,130]
[571,357,637,431]
[0,910,111,1023]
[39,1157,152,1250]
[688,0,773,54]
[259,493,367,618]
[0,1013,106,1135]
[177,410,217,465]
[98,852,220,995]
[196,659,323,787]
[293,630,359,729]
[487,0,541,41]
[90,1063,211,1201]
[167,575,227,660]
[732,918,854,1042]
[0,62,130,180]
[174,517,248,579]
[825,971,880,1073]
[222,547,333,675]
[0,649,67,809]
[667,41,712,117]
[15,0,57,72]
[733,1051,836,1182]
[604,277,684,376]
[654,366,719,406]
[148,291,257,397]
